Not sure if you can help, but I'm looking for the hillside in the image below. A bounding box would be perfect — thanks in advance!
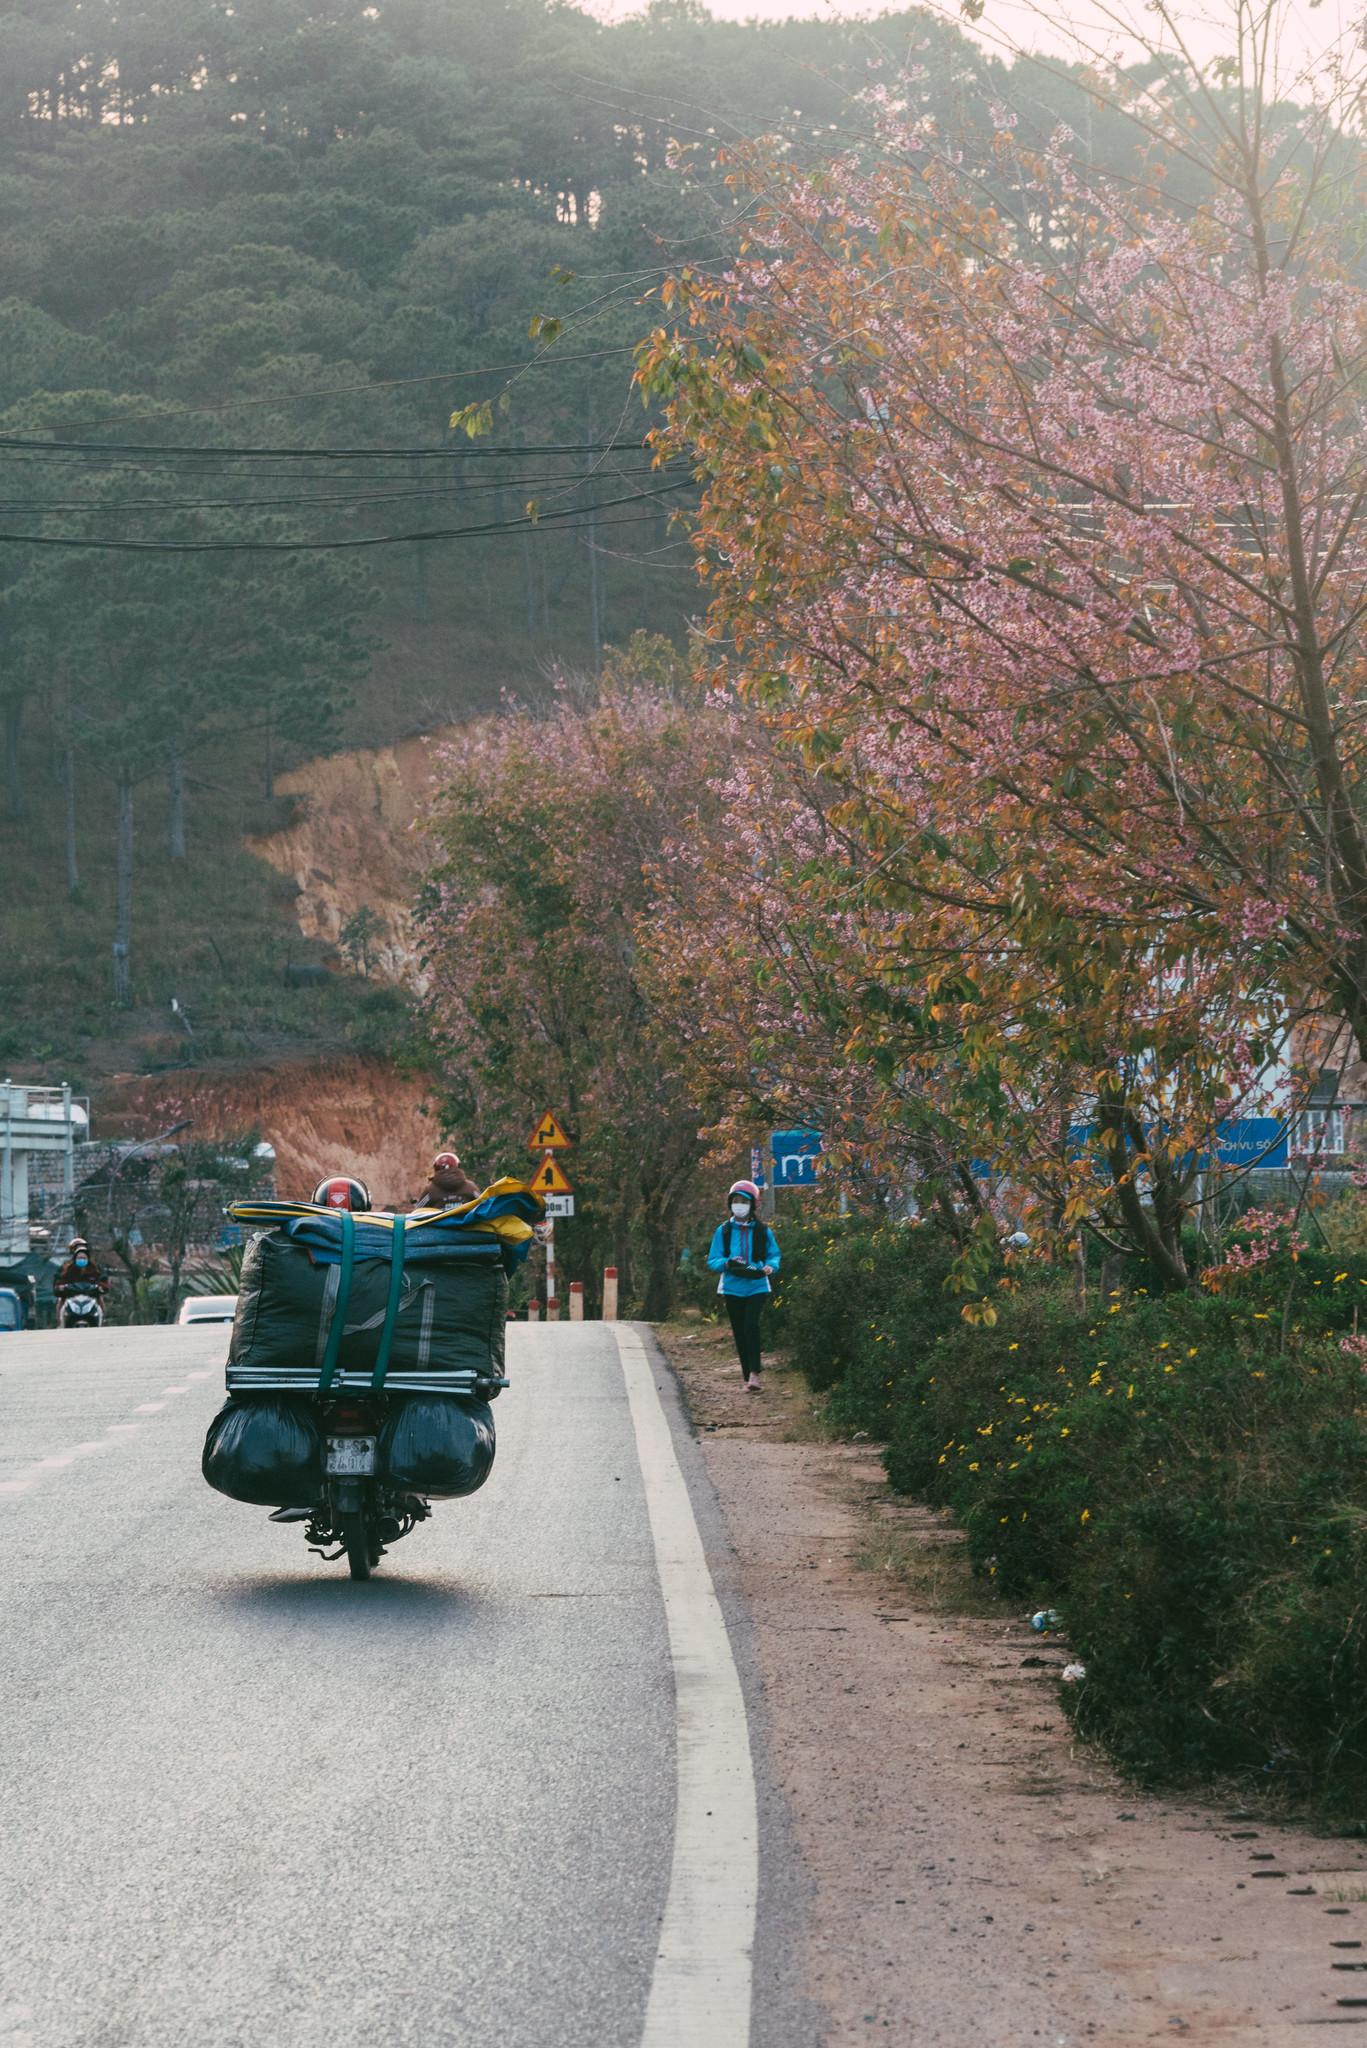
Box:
[99,1056,445,1205]
[0,0,1142,1115]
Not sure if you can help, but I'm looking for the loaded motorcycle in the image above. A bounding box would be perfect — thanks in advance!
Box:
[202,1184,532,1581]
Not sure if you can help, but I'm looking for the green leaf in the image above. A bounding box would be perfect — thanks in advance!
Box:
[449,399,494,439]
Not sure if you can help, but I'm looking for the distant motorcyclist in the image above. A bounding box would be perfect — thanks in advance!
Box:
[54,1238,109,1303]
[414,1151,480,1210]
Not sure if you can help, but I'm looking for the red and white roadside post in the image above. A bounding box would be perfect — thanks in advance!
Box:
[602,1266,618,1321]
[569,1280,584,1322]
[545,1224,556,1319]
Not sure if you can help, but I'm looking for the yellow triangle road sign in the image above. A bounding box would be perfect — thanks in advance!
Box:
[528,1111,572,1152]
[532,1153,573,1195]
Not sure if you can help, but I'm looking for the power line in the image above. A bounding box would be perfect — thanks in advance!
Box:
[0,463,669,518]
[0,479,694,553]
[41,347,642,433]
[0,447,669,486]
[0,432,656,463]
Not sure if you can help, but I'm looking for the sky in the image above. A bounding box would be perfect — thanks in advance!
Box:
[586,0,1357,87]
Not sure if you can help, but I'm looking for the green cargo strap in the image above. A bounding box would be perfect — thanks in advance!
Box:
[317,1210,356,1394]
[370,1215,406,1393]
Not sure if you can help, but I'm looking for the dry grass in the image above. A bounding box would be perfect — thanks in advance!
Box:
[855,1520,1005,1618]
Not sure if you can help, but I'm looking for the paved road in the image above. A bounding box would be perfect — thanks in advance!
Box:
[0,1323,790,2048]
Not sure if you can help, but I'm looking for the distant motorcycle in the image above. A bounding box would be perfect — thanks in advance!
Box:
[57,1289,105,1330]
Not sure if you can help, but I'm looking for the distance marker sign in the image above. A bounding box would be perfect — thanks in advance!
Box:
[528,1111,571,1152]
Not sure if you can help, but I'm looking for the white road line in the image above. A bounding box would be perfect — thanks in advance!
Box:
[613,1323,757,2048]
[162,1386,190,1396]
[0,1396,180,1500]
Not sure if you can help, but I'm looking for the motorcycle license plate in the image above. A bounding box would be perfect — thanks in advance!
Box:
[326,1436,376,1477]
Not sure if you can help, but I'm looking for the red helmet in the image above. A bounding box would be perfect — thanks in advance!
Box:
[433,1151,461,1171]
[312,1175,371,1212]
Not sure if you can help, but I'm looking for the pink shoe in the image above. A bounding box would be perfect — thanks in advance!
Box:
[746,1375,763,1392]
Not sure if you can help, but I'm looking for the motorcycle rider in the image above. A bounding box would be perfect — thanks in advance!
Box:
[54,1237,109,1306]
[414,1151,480,1210]
[312,1175,372,1211]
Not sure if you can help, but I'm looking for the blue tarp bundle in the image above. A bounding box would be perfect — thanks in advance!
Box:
[229,1179,543,1268]
[220,1182,544,1397]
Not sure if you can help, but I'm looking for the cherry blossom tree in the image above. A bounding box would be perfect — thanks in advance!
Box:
[416,636,728,1316]
[639,0,1367,1283]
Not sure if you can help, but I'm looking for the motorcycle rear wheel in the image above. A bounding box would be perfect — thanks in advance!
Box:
[340,1512,373,1580]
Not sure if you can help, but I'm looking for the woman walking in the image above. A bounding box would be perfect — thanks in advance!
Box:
[706,1178,781,1392]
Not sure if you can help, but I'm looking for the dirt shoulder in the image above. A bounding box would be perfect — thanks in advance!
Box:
[658,1318,1367,2046]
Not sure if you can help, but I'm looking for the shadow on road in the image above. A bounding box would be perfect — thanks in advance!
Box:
[210,1572,502,1634]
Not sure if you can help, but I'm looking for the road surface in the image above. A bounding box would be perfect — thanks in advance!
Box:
[0,1323,803,2048]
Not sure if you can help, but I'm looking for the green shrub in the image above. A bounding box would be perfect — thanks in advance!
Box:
[773,1219,1367,1818]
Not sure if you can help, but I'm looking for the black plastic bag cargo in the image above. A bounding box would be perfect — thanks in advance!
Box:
[202,1397,322,1507]
[228,1232,508,1381]
[377,1395,496,1499]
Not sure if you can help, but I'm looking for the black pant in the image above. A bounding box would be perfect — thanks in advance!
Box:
[725,1292,766,1380]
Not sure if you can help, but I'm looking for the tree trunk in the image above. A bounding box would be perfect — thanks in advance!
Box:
[168,754,186,860]
[615,1224,633,1316]
[640,1215,676,1320]
[1097,1091,1190,1289]
[167,1244,185,1321]
[63,742,79,896]
[113,768,133,1006]
[4,695,23,820]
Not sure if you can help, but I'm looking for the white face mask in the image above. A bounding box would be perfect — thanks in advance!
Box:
[730,1201,750,1220]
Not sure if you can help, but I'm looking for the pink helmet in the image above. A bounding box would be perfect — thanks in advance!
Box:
[729,1179,761,1205]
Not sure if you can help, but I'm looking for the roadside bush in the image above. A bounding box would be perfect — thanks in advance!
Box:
[774,1221,1367,1818]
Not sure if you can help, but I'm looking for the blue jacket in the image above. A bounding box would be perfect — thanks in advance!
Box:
[706,1218,780,1298]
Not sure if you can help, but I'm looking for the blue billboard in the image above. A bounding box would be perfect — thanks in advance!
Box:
[1213,1118,1289,1169]
[771,1129,822,1187]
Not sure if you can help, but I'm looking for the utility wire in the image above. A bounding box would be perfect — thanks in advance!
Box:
[0,479,694,553]
[42,347,642,433]
[0,448,667,485]
[0,432,657,463]
[0,464,671,518]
